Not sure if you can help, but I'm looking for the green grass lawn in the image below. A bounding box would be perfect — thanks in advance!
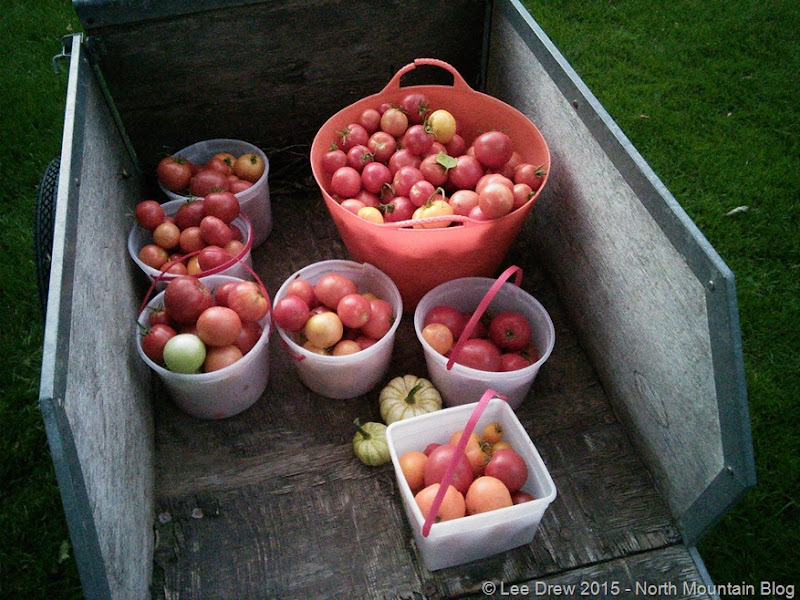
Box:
[1,0,796,597]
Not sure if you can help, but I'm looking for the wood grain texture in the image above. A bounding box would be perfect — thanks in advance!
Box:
[152,192,683,599]
[485,7,724,525]
[83,0,487,173]
[62,51,155,599]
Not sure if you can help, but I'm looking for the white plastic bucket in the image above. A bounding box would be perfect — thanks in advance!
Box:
[136,275,272,420]
[414,270,555,410]
[274,260,402,399]
[128,198,254,290]
[386,397,557,571]
[159,138,272,248]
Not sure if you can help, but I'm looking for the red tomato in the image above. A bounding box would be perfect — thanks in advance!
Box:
[214,281,239,307]
[478,182,514,219]
[367,131,397,163]
[475,173,514,195]
[197,245,232,272]
[233,153,266,183]
[203,191,240,223]
[205,156,232,176]
[423,444,474,495]
[163,275,213,325]
[190,168,229,197]
[380,107,409,137]
[452,338,502,371]
[273,294,311,332]
[424,304,468,339]
[330,166,362,198]
[359,108,382,134]
[331,339,362,356]
[360,298,393,339]
[178,226,205,254]
[489,311,532,351]
[472,131,514,169]
[138,244,169,269]
[337,123,369,153]
[418,154,448,187]
[346,144,373,172]
[399,92,430,124]
[340,199,365,215]
[399,450,428,493]
[499,352,532,371]
[447,155,484,191]
[286,278,318,308]
[408,180,436,208]
[203,345,243,372]
[381,196,415,223]
[512,183,534,210]
[336,293,372,329]
[156,156,192,192]
[234,321,263,355]
[152,221,180,250]
[423,443,441,456]
[392,166,425,197]
[402,124,435,155]
[511,490,535,504]
[196,306,243,347]
[227,281,270,323]
[445,133,467,157]
[135,200,166,230]
[140,323,177,364]
[200,215,233,247]
[388,149,421,174]
[173,200,206,230]
[360,162,392,195]
[513,162,547,192]
[484,448,528,493]
[449,189,480,217]
[321,148,347,174]
[314,273,359,309]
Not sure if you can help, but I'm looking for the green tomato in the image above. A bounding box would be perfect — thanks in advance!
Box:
[352,419,390,466]
[163,333,206,373]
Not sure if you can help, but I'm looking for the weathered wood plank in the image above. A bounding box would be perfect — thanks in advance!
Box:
[152,189,679,599]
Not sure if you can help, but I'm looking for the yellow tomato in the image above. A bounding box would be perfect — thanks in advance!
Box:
[412,199,454,229]
[427,109,457,144]
[357,206,384,224]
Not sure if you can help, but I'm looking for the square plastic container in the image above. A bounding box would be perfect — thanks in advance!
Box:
[414,274,555,410]
[159,138,272,248]
[386,397,557,571]
[274,260,402,399]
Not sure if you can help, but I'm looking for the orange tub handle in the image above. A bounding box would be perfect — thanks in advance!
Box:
[380,57,474,95]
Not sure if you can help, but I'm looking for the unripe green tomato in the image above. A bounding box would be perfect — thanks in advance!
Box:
[163,333,206,373]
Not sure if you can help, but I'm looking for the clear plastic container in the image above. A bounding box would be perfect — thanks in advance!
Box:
[414,273,555,410]
[128,198,253,290]
[274,260,402,399]
[159,138,272,247]
[135,275,271,420]
[386,397,557,571]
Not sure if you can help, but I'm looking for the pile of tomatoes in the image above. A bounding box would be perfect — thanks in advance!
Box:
[156,151,265,197]
[135,192,247,276]
[273,272,394,356]
[421,304,538,372]
[140,275,269,374]
[400,421,534,523]
[319,92,546,227]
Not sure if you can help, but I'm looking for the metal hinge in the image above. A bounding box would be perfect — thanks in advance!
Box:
[51,33,83,74]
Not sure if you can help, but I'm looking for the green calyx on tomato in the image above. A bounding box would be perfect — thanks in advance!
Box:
[352,418,390,466]
[435,152,457,173]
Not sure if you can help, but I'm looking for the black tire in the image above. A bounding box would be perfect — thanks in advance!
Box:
[34,156,61,320]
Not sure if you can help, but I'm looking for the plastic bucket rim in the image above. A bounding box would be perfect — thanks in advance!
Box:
[136,274,272,382]
[128,199,254,282]
[413,276,556,376]
[158,138,270,200]
[274,260,403,364]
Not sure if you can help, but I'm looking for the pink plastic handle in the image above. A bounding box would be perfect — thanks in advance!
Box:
[446,265,523,370]
[380,58,473,95]
[421,389,506,537]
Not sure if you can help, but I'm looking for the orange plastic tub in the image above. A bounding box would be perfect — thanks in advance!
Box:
[311,58,550,310]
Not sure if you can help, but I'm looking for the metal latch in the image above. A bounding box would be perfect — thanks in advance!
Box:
[51,33,82,74]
